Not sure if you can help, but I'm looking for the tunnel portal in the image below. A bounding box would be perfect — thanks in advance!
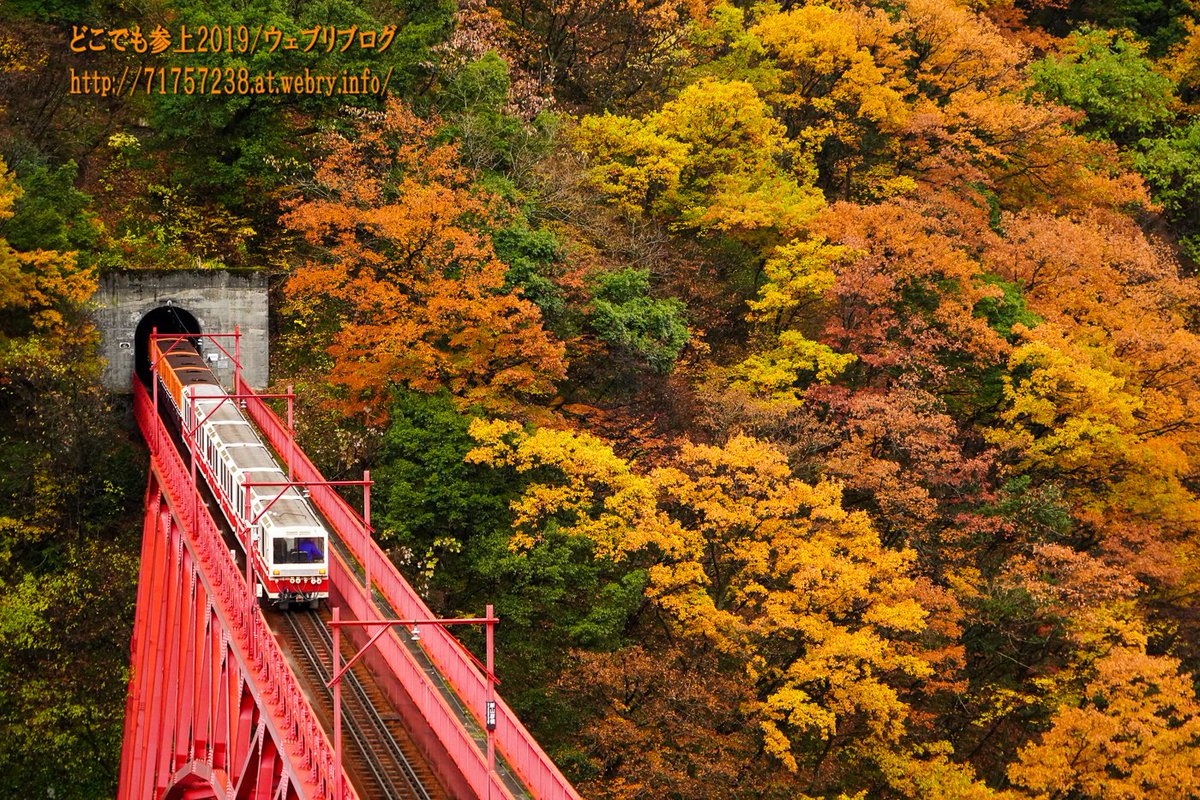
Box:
[91,270,269,391]
[134,305,201,385]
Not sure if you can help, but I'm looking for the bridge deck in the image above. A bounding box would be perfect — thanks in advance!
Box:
[125,371,580,800]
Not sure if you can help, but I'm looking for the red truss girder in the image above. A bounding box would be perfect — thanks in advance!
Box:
[119,380,355,800]
[120,478,296,800]
[121,334,581,800]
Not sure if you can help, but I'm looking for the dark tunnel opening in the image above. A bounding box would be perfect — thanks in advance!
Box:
[135,305,201,385]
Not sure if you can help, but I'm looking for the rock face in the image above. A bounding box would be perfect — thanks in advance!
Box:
[93,269,270,391]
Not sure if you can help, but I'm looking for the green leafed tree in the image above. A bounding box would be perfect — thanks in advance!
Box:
[1134,118,1200,259]
[372,390,647,754]
[1028,28,1176,146]
[588,267,689,374]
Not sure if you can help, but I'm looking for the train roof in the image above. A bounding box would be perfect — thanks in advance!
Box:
[248,475,326,531]
[162,348,218,386]
[188,382,227,397]
[162,350,205,367]
[232,446,278,471]
[251,492,322,532]
[212,423,265,446]
[178,368,328,537]
[185,387,244,428]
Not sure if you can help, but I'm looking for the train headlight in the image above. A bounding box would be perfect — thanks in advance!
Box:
[318,569,326,575]
[272,570,280,576]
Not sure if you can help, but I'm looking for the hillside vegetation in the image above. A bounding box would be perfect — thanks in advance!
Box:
[4,0,1200,797]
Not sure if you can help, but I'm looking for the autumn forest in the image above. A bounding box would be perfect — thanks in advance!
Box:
[4,0,1200,796]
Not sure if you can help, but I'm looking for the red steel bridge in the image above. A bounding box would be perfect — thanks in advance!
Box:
[119,330,581,800]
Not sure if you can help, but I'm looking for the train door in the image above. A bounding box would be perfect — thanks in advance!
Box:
[257,521,269,564]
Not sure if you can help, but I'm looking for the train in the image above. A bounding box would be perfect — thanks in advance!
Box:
[153,335,329,609]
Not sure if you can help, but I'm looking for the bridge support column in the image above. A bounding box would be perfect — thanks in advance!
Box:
[117,472,291,800]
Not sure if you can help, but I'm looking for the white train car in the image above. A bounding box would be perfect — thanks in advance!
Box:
[155,338,329,608]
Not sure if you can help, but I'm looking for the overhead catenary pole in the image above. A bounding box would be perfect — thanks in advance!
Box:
[287,384,295,481]
[327,610,501,798]
[190,392,198,531]
[244,478,254,657]
[151,326,160,457]
[363,469,371,609]
[486,603,496,800]
[332,606,343,800]
[234,324,241,392]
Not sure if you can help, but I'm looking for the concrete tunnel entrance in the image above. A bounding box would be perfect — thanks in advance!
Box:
[134,305,201,385]
[92,269,269,391]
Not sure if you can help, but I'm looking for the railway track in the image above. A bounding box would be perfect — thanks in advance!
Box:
[325,538,533,800]
[279,606,444,800]
[148,379,483,799]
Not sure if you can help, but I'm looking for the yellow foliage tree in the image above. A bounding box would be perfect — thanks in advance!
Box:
[464,418,657,557]
[469,423,934,777]
[990,324,1142,479]
[727,235,856,408]
[747,1,913,200]
[574,77,824,246]
[746,236,845,333]
[649,434,930,772]
[751,2,910,140]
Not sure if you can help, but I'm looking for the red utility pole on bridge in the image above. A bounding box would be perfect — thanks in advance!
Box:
[327,607,500,800]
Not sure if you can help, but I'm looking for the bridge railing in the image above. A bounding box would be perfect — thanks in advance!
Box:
[237,376,581,800]
[134,379,355,800]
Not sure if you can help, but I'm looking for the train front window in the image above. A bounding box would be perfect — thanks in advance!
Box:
[297,537,324,562]
[272,536,325,564]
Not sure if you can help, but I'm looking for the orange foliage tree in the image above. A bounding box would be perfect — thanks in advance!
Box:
[983,210,1200,591]
[281,100,566,422]
[1009,649,1200,799]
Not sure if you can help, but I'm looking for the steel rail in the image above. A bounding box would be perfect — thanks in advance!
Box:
[282,609,433,800]
[304,609,434,800]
